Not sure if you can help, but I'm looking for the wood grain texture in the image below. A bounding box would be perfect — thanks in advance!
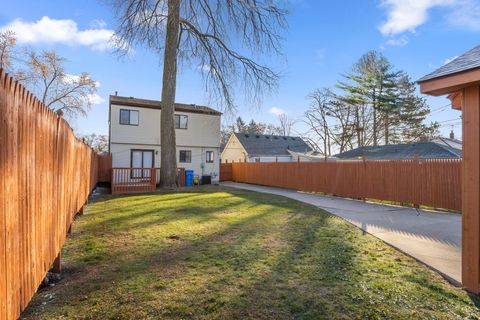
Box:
[0,69,100,320]
[225,159,462,211]
[461,85,480,293]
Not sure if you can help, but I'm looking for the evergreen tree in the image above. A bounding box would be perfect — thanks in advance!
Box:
[393,75,439,143]
[337,51,400,146]
[336,51,435,147]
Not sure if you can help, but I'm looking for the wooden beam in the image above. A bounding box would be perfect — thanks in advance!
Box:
[462,85,480,294]
[448,92,463,110]
[419,68,480,96]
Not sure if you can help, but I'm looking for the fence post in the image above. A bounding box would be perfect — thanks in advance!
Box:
[413,153,420,209]
[361,156,367,201]
[152,168,157,190]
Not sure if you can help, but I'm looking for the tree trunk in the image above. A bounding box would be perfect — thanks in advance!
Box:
[160,0,181,188]
[372,89,377,146]
[384,111,389,145]
[355,106,361,147]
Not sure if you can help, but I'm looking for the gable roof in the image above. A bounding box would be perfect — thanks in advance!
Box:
[109,95,222,115]
[335,141,461,160]
[418,44,480,82]
[234,133,312,157]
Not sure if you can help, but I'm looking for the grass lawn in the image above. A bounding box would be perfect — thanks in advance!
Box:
[22,186,480,319]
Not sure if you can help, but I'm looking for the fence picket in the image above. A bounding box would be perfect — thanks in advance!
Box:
[0,69,103,320]
[222,159,462,211]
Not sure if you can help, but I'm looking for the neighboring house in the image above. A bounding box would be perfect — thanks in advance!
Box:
[109,95,222,182]
[287,150,335,162]
[221,132,312,163]
[334,138,462,160]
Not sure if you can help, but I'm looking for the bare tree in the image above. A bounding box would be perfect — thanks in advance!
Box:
[82,133,109,153]
[324,98,356,152]
[278,113,295,136]
[0,30,16,72]
[0,31,98,118]
[24,51,98,117]
[304,89,333,156]
[110,0,287,188]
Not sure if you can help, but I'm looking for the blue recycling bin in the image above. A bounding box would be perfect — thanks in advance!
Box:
[185,170,194,186]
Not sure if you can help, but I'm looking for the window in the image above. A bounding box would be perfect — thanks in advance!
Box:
[175,114,188,129]
[131,150,154,178]
[206,151,214,163]
[179,150,192,163]
[120,109,139,125]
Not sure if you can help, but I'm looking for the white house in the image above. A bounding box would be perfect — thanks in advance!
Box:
[221,132,312,163]
[109,95,222,183]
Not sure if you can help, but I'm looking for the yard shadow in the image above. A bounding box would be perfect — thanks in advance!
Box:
[21,188,480,319]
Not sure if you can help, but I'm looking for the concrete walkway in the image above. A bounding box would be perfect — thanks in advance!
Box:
[222,182,462,285]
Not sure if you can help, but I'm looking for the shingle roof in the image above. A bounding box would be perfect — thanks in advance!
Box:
[234,133,312,157]
[334,141,461,160]
[418,45,480,82]
[110,95,222,115]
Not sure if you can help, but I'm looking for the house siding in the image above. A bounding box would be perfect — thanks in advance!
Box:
[221,134,247,163]
[110,102,221,183]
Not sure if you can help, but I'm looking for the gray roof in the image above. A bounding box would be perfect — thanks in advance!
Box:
[234,133,312,157]
[418,44,480,82]
[335,141,461,160]
[110,95,222,115]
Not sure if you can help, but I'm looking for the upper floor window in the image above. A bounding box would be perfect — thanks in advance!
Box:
[175,114,188,129]
[206,151,214,163]
[179,150,192,163]
[120,109,139,125]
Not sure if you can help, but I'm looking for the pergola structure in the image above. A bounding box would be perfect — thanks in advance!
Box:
[419,45,480,293]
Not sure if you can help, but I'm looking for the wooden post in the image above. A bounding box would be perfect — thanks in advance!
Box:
[52,252,61,274]
[462,86,480,293]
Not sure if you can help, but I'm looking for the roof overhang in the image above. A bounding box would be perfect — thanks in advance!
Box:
[418,67,480,96]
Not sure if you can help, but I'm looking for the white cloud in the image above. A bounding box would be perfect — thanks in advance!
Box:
[269,107,285,116]
[64,74,81,84]
[89,19,107,29]
[446,0,480,30]
[0,16,116,51]
[443,55,458,64]
[87,93,104,105]
[64,74,100,88]
[197,64,211,73]
[385,35,409,47]
[379,0,480,36]
[379,0,455,36]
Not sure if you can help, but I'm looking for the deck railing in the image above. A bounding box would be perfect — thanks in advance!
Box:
[111,168,158,194]
[111,167,187,194]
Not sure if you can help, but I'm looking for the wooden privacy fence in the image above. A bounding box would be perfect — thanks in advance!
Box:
[97,154,112,183]
[227,159,462,211]
[0,69,100,320]
[220,163,232,181]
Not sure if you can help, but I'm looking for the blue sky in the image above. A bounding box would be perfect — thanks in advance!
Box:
[1,0,479,139]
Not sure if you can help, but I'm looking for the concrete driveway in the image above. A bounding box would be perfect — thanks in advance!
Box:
[222,182,462,286]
